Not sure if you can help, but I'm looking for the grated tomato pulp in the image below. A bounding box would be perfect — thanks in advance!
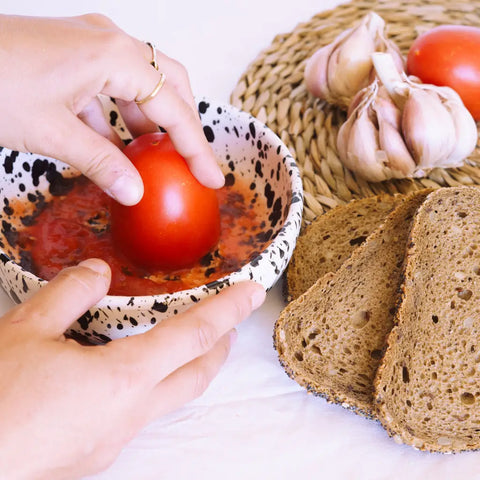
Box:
[17,175,270,296]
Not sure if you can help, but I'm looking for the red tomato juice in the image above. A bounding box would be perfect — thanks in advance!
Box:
[17,176,270,296]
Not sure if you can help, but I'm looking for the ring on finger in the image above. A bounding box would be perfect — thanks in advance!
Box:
[144,41,159,70]
[135,72,166,105]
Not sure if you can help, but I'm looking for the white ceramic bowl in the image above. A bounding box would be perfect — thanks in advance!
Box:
[0,99,303,343]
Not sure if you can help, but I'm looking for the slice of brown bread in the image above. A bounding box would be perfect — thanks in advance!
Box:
[274,189,430,418]
[286,194,405,300]
[375,186,480,452]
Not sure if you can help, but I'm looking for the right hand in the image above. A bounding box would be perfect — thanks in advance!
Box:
[0,259,265,479]
[0,14,225,206]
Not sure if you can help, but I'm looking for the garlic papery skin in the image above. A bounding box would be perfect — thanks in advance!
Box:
[377,108,416,176]
[372,52,477,172]
[402,88,457,169]
[337,79,419,182]
[336,53,478,183]
[326,22,376,103]
[346,108,387,182]
[371,88,402,129]
[305,12,404,109]
[337,80,414,182]
[435,87,479,166]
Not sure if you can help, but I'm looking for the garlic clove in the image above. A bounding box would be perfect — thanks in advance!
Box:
[338,81,378,168]
[347,88,366,118]
[402,88,457,169]
[364,12,405,85]
[376,20,405,73]
[435,87,478,166]
[373,85,415,176]
[387,42,406,73]
[377,113,416,176]
[371,52,409,109]
[365,11,386,36]
[345,109,386,182]
[373,86,402,130]
[446,101,478,166]
[305,29,352,102]
[305,12,404,109]
[327,24,376,103]
[304,42,337,100]
[337,113,355,162]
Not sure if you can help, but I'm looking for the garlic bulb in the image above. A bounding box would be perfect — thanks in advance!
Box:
[336,53,478,182]
[304,12,404,109]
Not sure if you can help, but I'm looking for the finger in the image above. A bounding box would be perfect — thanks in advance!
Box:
[42,109,144,206]
[142,330,236,422]
[115,98,159,138]
[78,97,125,150]
[116,50,198,138]
[111,282,265,383]
[6,259,110,338]
[155,50,197,113]
[100,57,224,189]
[136,80,225,189]
[136,41,197,113]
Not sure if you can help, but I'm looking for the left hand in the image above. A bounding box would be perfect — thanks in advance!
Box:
[0,258,265,479]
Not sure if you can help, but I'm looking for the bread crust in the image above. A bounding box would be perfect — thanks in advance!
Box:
[286,194,405,301]
[374,186,480,453]
[275,190,431,418]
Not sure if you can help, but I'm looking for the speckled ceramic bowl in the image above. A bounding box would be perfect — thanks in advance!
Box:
[0,99,303,343]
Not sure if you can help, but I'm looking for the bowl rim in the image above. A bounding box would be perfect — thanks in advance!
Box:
[1,99,304,307]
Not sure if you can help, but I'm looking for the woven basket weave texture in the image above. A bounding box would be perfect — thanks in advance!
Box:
[230,0,480,223]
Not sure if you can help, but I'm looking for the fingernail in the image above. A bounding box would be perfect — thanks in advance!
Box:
[106,175,143,206]
[201,166,224,189]
[229,329,238,346]
[78,259,110,277]
[251,285,266,310]
[213,167,225,188]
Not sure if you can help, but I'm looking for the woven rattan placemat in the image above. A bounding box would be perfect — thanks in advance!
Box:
[230,0,480,223]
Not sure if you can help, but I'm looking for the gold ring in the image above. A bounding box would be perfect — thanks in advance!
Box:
[135,73,166,105]
[145,41,158,70]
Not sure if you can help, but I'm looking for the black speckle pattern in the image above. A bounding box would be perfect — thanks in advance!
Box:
[77,311,93,331]
[9,288,20,304]
[152,300,168,313]
[255,160,263,178]
[4,151,19,174]
[198,101,210,114]
[203,125,215,143]
[249,122,256,139]
[109,110,118,127]
[264,183,275,208]
[224,173,235,187]
[0,97,304,343]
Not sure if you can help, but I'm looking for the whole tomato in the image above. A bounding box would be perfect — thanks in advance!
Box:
[407,25,480,120]
[110,132,221,270]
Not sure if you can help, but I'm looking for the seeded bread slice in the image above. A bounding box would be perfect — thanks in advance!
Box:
[274,190,430,418]
[286,194,405,300]
[374,187,480,452]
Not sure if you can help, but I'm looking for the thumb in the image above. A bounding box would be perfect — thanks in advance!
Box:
[7,259,110,338]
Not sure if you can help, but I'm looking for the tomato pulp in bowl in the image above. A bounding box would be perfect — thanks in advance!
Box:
[0,99,304,343]
[16,173,272,296]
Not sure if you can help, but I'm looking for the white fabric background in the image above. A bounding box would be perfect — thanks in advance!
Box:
[1,1,480,478]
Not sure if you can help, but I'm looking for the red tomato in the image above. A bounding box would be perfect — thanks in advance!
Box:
[110,132,221,270]
[407,25,480,120]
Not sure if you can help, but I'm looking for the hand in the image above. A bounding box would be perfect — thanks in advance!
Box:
[0,259,265,479]
[0,14,224,205]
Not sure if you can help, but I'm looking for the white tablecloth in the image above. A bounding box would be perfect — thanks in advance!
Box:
[2,0,480,478]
